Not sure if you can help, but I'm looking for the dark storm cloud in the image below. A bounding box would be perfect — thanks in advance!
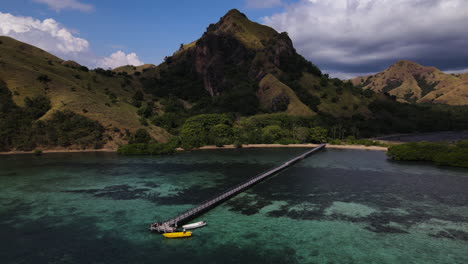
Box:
[263,0,468,78]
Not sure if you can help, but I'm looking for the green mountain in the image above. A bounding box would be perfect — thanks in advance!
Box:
[138,9,371,118]
[351,60,468,105]
[1,9,468,152]
[0,35,169,151]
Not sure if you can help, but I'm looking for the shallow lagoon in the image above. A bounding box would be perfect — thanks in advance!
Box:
[1,148,467,264]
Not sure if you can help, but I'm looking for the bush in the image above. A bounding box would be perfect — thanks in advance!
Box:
[180,114,233,149]
[434,148,468,168]
[34,149,43,156]
[292,127,310,143]
[37,74,51,83]
[310,127,328,143]
[117,140,178,156]
[210,124,233,146]
[262,125,286,144]
[233,141,243,148]
[387,141,467,168]
[129,129,152,144]
[24,95,51,119]
[387,142,449,161]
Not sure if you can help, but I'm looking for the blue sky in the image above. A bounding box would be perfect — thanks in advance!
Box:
[1,0,468,78]
[0,0,292,68]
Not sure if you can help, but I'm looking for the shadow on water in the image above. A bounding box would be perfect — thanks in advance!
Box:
[0,207,299,264]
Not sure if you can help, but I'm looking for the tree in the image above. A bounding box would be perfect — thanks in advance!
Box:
[262,125,286,143]
[292,127,310,143]
[310,127,328,143]
[132,90,144,107]
[137,102,153,118]
[180,122,205,149]
[210,124,233,146]
[180,114,233,149]
[24,95,51,119]
[129,129,152,144]
[37,74,51,84]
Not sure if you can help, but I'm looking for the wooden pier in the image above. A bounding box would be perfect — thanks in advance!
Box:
[150,144,326,233]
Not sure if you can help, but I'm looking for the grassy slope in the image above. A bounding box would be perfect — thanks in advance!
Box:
[113,64,157,75]
[0,36,169,146]
[258,74,314,116]
[300,73,372,117]
[351,60,468,105]
[216,9,278,50]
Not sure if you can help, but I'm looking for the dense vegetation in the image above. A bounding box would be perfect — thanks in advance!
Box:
[387,141,468,168]
[0,80,104,151]
[117,141,178,155]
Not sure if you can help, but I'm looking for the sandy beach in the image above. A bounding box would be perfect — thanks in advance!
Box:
[195,144,388,151]
[0,149,117,155]
[0,144,388,155]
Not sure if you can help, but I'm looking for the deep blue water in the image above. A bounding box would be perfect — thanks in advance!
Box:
[0,148,467,263]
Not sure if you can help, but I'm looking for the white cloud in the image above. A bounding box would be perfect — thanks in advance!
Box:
[246,0,283,9]
[0,12,144,69]
[262,0,468,76]
[33,0,94,12]
[98,51,144,69]
[324,70,376,80]
[0,12,89,54]
[445,68,468,74]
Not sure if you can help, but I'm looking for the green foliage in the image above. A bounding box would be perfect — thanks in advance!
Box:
[210,124,233,146]
[283,80,321,112]
[433,148,468,168]
[279,53,322,79]
[261,125,286,143]
[129,129,152,144]
[387,142,448,161]
[309,127,328,143]
[132,90,144,107]
[152,112,187,134]
[94,68,114,77]
[233,141,243,148]
[388,141,468,168]
[292,127,310,143]
[33,149,43,156]
[364,99,468,136]
[142,56,207,100]
[37,74,51,83]
[180,114,232,149]
[414,74,439,97]
[24,95,51,119]
[35,110,105,149]
[1,81,103,151]
[137,102,154,118]
[456,140,468,148]
[382,80,403,93]
[117,140,178,156]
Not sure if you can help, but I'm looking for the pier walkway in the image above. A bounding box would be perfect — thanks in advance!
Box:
[151,144,326,232]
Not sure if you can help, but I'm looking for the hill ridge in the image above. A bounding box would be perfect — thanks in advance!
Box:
[351,60,468,105]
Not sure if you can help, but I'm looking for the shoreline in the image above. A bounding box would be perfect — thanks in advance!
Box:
[0,149,117,155]
[0,144,387,155]
[194,144,388,151]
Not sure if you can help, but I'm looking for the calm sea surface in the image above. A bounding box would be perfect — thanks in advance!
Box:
[0,148,467,264]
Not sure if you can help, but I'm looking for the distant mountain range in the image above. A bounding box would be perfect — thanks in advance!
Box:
[351,60,468,105]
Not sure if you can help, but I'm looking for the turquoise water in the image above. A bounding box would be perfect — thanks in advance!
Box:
[0,148,467,263]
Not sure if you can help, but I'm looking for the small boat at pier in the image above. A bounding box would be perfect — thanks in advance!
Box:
[182,221,207,230]
[162,231,192,238]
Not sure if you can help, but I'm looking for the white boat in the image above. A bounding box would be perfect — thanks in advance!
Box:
[182,221,207,230]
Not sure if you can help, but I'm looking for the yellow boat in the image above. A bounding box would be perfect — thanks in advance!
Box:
[162,231,192,238]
